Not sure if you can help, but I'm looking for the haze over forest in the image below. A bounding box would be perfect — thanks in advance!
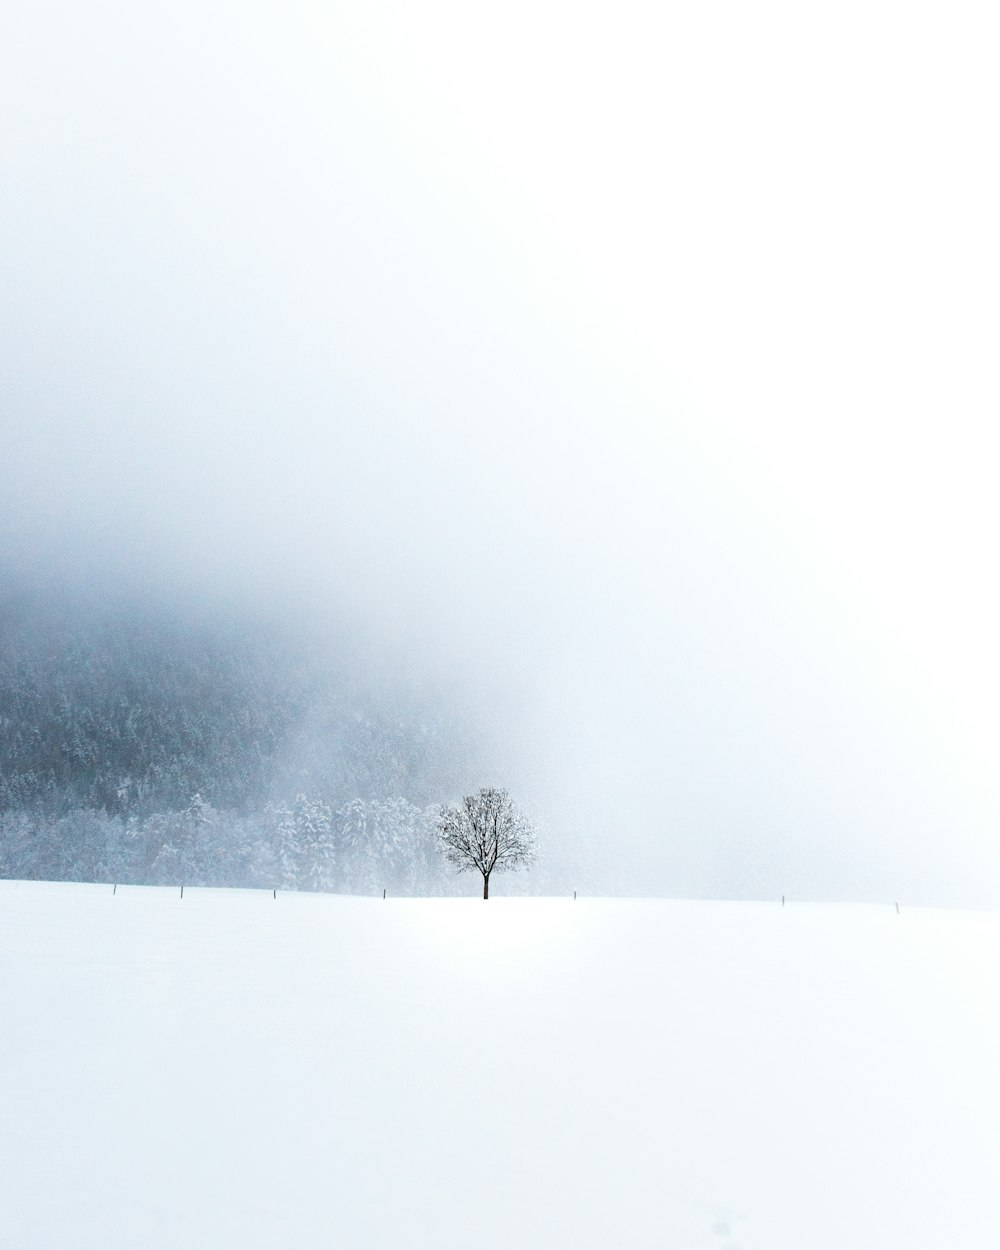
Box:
[2,0,999,905]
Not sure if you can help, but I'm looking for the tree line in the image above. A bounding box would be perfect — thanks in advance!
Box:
[0,791,462,893]
[1,786,539,898]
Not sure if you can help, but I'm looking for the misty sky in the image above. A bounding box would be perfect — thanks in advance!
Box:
[3,0,999,903]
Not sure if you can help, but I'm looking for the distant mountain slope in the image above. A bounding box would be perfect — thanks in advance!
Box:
[0,583,477,817]
[0,580,485,889]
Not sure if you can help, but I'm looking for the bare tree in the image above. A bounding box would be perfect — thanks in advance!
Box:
[437,787,536,899]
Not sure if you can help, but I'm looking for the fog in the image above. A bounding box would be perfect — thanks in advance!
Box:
[3,0,999,903]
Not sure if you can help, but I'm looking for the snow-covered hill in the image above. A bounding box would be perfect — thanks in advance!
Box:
[1,881,997,1249]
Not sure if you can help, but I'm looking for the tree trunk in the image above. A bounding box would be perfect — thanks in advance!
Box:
[483,873,489,900]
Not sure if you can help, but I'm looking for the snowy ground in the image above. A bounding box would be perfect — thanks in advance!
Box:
[1,881,998,1249]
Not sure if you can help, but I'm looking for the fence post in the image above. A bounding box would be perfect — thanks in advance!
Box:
[113,883,117,896]
[273,888,277,900]
[180,885,184,899]
[895,901,900,914]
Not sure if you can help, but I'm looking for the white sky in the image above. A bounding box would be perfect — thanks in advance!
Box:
[2,0,999,902]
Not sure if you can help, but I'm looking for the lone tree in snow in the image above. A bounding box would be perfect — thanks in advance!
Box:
[437,787,537,899]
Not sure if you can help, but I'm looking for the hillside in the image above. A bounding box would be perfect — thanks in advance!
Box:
[0,584,485,890]
[2,882,996,1249]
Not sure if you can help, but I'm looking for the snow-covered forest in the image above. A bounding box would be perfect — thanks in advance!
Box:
[0,582,487,893]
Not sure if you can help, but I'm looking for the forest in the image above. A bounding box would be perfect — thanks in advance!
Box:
[0,579,484,893]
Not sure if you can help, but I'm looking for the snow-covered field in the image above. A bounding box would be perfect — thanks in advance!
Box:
[1,881,998,1249]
